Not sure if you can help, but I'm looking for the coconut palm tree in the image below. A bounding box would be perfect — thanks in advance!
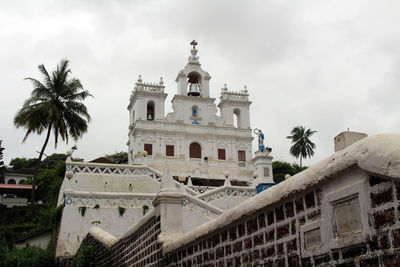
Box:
[14,59,92,213]
[286,126,317,168]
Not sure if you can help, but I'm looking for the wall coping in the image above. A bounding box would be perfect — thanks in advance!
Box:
[88,227,118,248]
[64,190,156,199]
[164,134,400,252]
[186,195,224,215]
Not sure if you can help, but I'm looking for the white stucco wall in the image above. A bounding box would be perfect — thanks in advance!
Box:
[56,205,152,257]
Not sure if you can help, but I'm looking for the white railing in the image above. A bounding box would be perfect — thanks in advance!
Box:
[183,195,223,219]
[66,161,162,181]
[196,185,256,203]
[134,79,165,93]
[63,190,156,208]
[173,181,199,196]
[220,91,249,101]
[188,185,217,194]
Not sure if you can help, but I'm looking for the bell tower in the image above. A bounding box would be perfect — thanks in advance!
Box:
[175,40,211,97]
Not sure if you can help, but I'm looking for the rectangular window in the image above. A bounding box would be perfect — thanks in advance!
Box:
[218,149,226,160]
[166,145,174,157]
[238,150,246,161]
[144,144,153,155]
[264,167,270,177]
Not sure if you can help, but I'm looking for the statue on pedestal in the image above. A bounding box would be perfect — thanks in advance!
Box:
[254,128,272,153]
[254,128,265,151]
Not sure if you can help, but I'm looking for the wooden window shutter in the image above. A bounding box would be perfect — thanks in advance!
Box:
[238,150,246,161]
[218,149,226,160]
[189,143,201,159]
[166,145,174,157]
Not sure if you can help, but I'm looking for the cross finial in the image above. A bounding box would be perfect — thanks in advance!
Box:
[190,40,198,49]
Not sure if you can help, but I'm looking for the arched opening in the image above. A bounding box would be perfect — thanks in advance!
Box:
[189,142,201,159]
[192,105,198,117]
[18,179,26,184]
[147,101,155,121]
[7,179,16,184]
[233,108,241,128]
[187,72,201,96]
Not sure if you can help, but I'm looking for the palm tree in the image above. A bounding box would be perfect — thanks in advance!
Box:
[286,126,317,168]
[14,59,92,213]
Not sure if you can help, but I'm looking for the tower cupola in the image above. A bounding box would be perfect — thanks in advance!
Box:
[176,40,211,97]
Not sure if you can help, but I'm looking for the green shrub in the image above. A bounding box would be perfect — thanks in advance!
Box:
[79,207,87,217]
[118,206,125,217]
[76,245,96,267]
[0,242,55,267]
[142,205,149,215]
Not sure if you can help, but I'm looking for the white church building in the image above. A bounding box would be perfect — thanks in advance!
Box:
[127,41,271,186]
[56,42,273,259]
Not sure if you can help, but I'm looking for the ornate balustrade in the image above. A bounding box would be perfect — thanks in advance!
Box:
[196,185,256,203]
[64,190,156,208]
[134,76,165,93]
[220,91,249,101]
[182,195,223,219]
[66,161,162,181]
[188,185,217,194]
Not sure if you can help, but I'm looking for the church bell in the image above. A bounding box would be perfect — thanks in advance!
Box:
[188,83,200,96]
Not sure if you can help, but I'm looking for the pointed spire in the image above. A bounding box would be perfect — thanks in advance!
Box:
[222,83,228,92]
[187,176,193,186]
[137,75,142,83]
[159,77,164,86]
[243,85,248,94]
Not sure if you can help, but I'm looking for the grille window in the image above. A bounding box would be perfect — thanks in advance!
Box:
[238,150,246,161]
[218,149,226,160]
[166,145,174,157]
[189,143,201,159]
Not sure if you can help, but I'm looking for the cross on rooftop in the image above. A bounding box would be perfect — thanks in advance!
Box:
[190,40,198,49]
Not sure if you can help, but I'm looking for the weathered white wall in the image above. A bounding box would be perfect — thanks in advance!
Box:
[56,205,152,257]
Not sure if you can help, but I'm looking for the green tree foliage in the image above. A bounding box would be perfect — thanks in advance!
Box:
[272,161,308,184]
[286,126,317,168]
[105,151,128,164]
[9,157,38,171]
[0,140,5,183]
[75,245,96,267]
[0,241,55,267]
[14,60,92,212]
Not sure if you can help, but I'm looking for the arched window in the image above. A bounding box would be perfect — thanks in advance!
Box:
[233,108,241,128]
[147,101,155,121]
[18,179,26,184]
[189,142,201,159]
[192,105,198,117]
[187,72,201,96]
[8,179,16,184]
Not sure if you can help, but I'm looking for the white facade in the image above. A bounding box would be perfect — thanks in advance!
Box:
[128,46,254,182]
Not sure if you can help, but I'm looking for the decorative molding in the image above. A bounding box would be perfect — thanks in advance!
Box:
[66,162,161,181]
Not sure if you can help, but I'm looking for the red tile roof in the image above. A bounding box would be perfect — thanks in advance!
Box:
[0,184,37,189]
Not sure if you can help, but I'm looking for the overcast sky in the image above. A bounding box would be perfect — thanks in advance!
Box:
[1,0,399,167]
